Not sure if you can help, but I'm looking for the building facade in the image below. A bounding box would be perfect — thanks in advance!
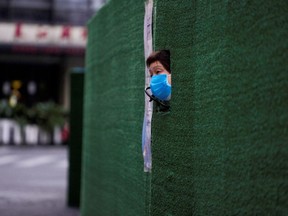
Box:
[0,0,107,109]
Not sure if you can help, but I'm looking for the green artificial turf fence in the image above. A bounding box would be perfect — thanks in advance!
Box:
[151,0,288,215]
[67,68,85,208]
[81,1,147,216]
[81,0,288,215]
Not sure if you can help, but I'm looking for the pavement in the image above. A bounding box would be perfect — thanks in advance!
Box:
[0,145,80,216]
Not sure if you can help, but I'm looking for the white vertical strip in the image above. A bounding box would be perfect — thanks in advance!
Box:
[142,0,154,172]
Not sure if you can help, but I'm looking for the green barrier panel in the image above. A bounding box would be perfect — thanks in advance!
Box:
[68,67,85,207]
[81,1,147,216]
[151,0,288,215]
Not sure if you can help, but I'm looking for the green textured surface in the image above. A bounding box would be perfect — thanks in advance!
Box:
[81,1,147,216]
[68,69,84,207]
[151,0,288,215]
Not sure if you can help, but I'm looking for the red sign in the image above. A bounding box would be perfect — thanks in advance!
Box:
[0,22,87,47]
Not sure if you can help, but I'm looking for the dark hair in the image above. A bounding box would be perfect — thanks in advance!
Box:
[146,50,171,73]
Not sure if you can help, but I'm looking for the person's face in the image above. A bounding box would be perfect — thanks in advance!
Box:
[148,61,171,84]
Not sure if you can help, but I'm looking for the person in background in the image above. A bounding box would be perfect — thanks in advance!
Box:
[146,50,171,102]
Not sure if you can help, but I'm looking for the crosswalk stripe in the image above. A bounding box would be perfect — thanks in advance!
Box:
[0,155,18,165]
[16,156,56,168]
[56,160,68,169]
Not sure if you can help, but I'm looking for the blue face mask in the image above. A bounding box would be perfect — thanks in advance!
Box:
[150,74,171,101]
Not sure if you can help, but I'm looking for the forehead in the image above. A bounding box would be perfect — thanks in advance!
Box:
[149,61,165,70]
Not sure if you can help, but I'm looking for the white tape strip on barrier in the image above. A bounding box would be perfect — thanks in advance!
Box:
[142,0,153,172]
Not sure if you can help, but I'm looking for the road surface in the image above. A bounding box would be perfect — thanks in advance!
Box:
[0,145,80,216]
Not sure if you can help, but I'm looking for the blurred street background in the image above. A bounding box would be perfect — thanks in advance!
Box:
[0,146,78,216]
[0,0,108,215]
